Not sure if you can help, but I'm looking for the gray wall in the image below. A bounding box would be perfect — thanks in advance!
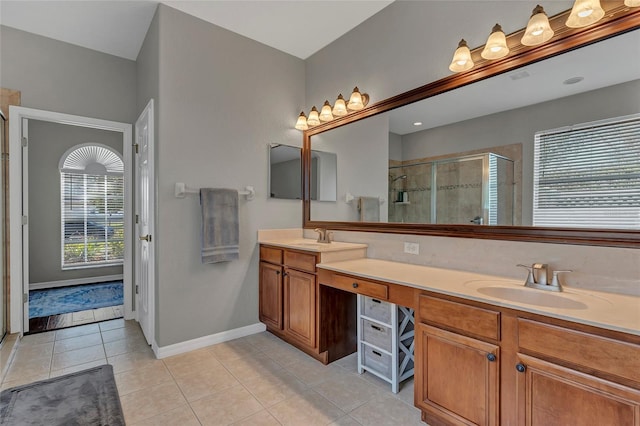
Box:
[150,5,305,346]
[0,26,136,123]
[28,121,124,284]
[401,80,640,225]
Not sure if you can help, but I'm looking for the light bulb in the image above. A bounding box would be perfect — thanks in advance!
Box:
[481,24,509,60]
[566,0,605,28]
[307,106,320,127]
[294,112,308,131]
[319,100,334,122]
[449,39,474,72]
[347,87,365,111]
[521,5,554,46]
[332,94,348,117]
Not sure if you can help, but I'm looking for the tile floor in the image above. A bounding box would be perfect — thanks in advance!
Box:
[2,320,423,425]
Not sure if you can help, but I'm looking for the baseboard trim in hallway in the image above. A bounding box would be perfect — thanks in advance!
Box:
[153,322,266,359]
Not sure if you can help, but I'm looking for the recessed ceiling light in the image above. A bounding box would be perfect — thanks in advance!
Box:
[563,76,584,85]
[413,122,423,126]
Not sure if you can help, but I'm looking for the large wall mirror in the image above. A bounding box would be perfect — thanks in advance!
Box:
[303,4,640,247]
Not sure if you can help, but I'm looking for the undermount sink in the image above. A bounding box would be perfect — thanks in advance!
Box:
[463,280,611,310]
[476,286,588,309]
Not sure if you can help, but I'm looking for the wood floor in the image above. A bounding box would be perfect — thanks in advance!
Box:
[28,305,124,334]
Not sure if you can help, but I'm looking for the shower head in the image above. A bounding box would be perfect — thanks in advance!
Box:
[391,175,407,182]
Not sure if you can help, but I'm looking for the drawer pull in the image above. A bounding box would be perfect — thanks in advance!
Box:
[372,299,381,304]
[486,353,496,362]
[370,324,383,332]
[372,350,382,357]
[516,363,526,373]
[352,282,359,288]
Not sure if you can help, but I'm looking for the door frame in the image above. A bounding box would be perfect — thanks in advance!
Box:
[9,106,133,334]
[134,99,155,347]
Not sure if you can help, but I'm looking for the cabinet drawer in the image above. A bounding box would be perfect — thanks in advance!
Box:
[518,319,640,385]
[331,274,388,300]
[362,318,392,352]
[260,246,283,264]
[284,251,317,273]
[363,296,392,324]
[362,343,392,378]
[419,295,500,341]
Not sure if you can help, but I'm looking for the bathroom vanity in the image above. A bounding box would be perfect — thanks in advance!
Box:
[316,258,640,426]
[258,233,640,425]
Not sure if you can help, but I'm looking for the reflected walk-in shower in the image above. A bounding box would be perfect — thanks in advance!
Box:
[389,153,515,225]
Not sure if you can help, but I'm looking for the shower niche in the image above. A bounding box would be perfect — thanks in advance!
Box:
[389,153,515,225]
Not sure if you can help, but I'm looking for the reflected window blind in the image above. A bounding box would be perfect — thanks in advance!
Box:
[533,114,640,229]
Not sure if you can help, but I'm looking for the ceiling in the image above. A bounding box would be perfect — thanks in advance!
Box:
[0,0,394,61]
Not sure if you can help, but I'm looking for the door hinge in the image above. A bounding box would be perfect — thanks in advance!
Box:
[21,137,28,147]
[135,214,139,224]
[23,293,28,303]
[21,215,28,225]
[135,285,139,295]
[133,143,139,154]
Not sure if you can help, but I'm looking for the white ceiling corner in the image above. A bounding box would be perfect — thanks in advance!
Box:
[0,0,394,61]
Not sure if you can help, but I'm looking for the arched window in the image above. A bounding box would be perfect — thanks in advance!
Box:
[59,144,124,269]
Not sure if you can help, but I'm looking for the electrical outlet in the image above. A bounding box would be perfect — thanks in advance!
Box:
[404,242,419,255]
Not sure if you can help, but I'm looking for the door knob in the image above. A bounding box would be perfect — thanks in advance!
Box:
[139,234,152,242]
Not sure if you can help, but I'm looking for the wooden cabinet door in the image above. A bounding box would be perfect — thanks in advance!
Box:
[416,324,499,426]
[516,353,640,426]
[259,261,283,330]
[284,268,316,348]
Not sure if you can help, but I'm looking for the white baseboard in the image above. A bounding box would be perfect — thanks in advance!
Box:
[29,275,124,290]
[153,322,266,359]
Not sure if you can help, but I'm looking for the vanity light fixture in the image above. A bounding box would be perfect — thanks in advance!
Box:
[481,24,509,60]
[295,111,308,130]
[319,100,334,122]
[566,0,605,28]
[521,5,554,46]
[449,39,474,72]
[332,94,348,117]
[624,0,640,6]
[307,106,320,127]
[294,88,369,130]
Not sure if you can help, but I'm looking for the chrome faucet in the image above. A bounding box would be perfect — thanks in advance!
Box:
[313,228,333,244]
[517,263,571,292]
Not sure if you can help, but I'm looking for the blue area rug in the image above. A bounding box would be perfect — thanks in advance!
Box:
[29,281,123,318]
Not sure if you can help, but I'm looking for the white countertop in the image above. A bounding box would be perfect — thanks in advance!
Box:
[317,258,640,337]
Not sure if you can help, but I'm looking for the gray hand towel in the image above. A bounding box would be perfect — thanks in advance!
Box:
[200,188,239,263]
[358,196,380,222]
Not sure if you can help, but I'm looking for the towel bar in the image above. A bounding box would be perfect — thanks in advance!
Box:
[345,192,385,205]
[174,182,255,200]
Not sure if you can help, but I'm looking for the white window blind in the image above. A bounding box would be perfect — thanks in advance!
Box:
[533,114,640,229]
[60,145,124,269]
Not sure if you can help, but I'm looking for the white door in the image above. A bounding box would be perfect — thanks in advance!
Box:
[135,100,154,345]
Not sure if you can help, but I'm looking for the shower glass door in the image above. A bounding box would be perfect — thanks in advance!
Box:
[435,157,485,225]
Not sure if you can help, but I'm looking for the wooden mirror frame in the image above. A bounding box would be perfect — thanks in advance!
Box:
[303,3,640,248]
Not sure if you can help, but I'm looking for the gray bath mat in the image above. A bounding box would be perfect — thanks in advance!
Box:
[0,364,124,425]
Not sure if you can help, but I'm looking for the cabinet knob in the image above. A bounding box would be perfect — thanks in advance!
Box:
[282,272,289,277]
[516,363,526,373]
[352,282,359,288]
[275,270,280,275]
[486,353,496,362]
